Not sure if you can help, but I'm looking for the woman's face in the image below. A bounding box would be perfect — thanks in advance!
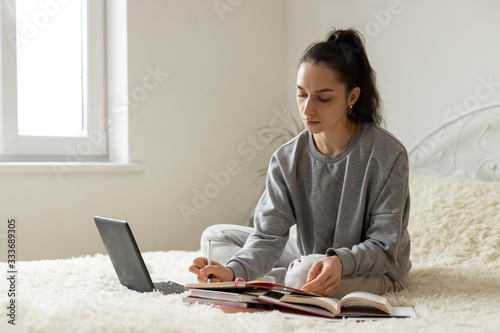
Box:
[296,62,359,135]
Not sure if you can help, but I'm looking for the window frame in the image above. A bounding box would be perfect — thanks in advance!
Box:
[0,0,107,162]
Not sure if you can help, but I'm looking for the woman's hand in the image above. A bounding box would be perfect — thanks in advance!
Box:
[300,255,343,297]
[188,257,234,283]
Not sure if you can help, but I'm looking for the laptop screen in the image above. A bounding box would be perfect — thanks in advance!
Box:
[94,216,155,293]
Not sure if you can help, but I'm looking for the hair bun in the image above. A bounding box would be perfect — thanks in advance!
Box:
[327,34,337,42]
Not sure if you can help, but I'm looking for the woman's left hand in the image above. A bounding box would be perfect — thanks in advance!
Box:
[300,255,343,297]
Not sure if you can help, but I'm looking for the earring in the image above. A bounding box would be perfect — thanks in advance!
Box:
[348,106,354,117]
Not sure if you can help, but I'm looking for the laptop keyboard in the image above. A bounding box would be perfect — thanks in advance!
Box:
[153,280,186,295]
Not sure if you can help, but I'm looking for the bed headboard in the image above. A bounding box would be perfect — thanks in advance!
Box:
[408,102,500,182]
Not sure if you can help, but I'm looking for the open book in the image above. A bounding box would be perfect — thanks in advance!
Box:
[185,280,415,319]
[185,280,318,296]
[256,290,415,318]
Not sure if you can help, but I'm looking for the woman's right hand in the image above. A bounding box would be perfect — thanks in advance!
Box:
[188,257,235,283]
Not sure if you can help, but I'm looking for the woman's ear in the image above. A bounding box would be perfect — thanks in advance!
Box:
[349,87,361,106]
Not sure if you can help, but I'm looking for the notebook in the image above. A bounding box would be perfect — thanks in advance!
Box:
[94,216,190,295]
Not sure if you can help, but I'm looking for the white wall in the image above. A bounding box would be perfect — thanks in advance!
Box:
[286,0,500,148]
[2,0,499,261]
[0,0,288,261]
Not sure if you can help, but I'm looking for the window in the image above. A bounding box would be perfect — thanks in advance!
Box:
[0,0,107,162]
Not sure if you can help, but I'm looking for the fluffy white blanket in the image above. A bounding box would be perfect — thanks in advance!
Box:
[1,174,500,333]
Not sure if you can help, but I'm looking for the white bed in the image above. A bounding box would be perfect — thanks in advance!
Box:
[1,104,500,333]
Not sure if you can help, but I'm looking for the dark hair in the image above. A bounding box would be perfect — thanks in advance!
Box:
[298,28,383,125]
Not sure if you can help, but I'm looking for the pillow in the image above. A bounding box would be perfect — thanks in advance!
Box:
[285,254,325,289]
[408,174,500,267]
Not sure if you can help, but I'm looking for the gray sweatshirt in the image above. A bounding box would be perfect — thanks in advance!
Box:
[227,122,411,282]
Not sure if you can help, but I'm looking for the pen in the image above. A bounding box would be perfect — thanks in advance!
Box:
[207,240,213,283]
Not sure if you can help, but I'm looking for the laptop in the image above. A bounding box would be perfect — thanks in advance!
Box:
[94,216,188,295]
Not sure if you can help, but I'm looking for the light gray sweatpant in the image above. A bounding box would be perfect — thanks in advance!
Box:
[201,224,408,298]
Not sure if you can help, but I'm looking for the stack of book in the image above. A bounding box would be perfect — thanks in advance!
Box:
[183,280,416,319]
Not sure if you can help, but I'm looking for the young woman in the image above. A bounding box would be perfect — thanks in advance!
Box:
[189,28,411,298]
